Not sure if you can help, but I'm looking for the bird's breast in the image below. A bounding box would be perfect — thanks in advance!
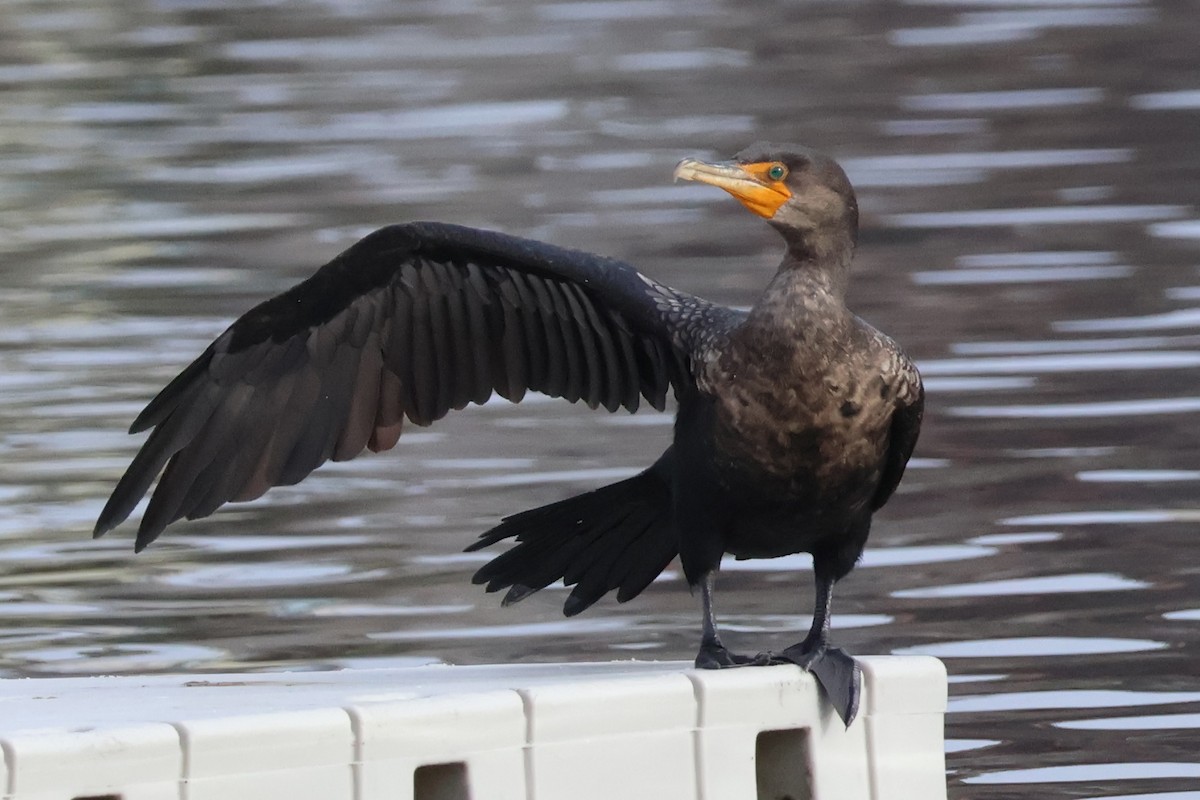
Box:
[703,328,894,506]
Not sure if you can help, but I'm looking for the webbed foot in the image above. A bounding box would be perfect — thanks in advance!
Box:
[695,640,771,669]
[770,644,861,727]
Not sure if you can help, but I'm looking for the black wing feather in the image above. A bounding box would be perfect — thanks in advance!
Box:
[462,264,495,405]
[96,222,728,548]
[871,375,924,511]
[526,273,568,397]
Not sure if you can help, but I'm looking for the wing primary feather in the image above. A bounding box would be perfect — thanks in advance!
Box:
[639,337,670,411]
[129,347,217,433]
[462,262,496,405]
[406,264,437,426]
[210,339,274,384]
[185,407,279,521]
[369,367,406,453]
[138,456,209,545]
[543,280,584,403]
[612,323,642,412]
[480,268,512,403]
[95,386,223,538]
[382,281,411,378]
[316,324,368,449]
[495,272,528,403]
[524,274,567,398]
[567,284,622,412]
[238,337,292,387]
[348,293,377,349]
[276,350,356,485]
[424,259,470,411]
[435,262,476,411]
[583,298,626,414]
[138,381,258,533]
[245,362,322,490]
[334,332,385,461]
[558,284,604,409]
[385,280,422,421]
[278,400,337,485]
[504,270,548,395]
[419,262,455,420]
[235,367,305,503]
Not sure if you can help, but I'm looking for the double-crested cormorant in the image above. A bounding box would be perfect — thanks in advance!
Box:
[94,143,923,726]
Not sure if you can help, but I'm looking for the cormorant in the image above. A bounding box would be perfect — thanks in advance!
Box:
[94,143,924,726]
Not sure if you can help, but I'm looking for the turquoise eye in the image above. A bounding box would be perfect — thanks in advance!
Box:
[767,164,787,181]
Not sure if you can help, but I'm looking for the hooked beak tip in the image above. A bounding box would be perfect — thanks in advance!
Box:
[673,158,703,183]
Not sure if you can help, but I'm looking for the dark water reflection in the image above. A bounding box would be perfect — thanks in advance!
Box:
[2,0,1200,797]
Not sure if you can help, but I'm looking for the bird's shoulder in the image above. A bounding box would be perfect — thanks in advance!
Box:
[849,314,922,403]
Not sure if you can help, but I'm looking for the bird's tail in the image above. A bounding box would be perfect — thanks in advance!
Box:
[466,451,676,616]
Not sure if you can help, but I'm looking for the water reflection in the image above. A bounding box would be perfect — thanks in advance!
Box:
[967,763,1200,785]
[897,638,1167,658]
[951,690,1200,714]
[913,264,1133,285]
[157,562,384,590]
[901,87,1107,111]
[1133,90,1200,110]
[884,204,1187,228]
[952,397,1200,419]
[1005,510,1200,526]
[20,642,227,674]
[1058,713,1200,731]
[372,617,637,642]
[922,352,1200,374]
[721,543,997,572]
[1078,470,1200,483]
[894,573,1148,599]
[945,738,1000,754]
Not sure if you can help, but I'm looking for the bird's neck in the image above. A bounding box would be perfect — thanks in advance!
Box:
[775,228,856,302]
[749,244,854,330]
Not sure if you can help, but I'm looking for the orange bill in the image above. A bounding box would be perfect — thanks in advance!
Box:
[673,158,792,219]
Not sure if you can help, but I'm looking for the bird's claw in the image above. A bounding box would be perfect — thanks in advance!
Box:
[767,641,821,669]
[768,645,862,728]
[695,640,771,669]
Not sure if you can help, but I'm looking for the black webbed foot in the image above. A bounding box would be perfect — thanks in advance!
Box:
[770,644,861,727]
[695,640,771,669]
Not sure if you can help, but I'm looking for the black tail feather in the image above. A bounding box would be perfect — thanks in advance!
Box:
[468,451,676,615]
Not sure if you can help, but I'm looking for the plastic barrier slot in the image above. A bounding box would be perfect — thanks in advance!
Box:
[756,728,812,800]
[413,762,469,800]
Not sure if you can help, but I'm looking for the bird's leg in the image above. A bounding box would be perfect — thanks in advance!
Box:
[694,572,768,668]
[776,570,835,664]
[770,571,862,727]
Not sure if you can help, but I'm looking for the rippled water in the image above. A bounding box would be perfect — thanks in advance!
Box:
[2,0,1199,797]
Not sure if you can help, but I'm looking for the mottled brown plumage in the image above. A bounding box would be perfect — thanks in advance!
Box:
[95,142,923,727]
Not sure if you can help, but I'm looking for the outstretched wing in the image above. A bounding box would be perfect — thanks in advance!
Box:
[95,222,732,550]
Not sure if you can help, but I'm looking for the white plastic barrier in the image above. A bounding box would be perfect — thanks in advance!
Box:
[0,657,947,800]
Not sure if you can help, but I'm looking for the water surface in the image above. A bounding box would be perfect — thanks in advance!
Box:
[1,0,1199,797]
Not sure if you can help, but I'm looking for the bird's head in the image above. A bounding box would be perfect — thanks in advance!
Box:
[674,142,858,260]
